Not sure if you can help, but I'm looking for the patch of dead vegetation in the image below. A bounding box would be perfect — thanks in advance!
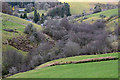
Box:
[40,56,118,68]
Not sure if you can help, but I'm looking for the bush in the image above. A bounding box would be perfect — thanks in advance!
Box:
[24,23,37,36]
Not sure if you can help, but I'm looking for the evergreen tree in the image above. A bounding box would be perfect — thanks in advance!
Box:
[23,13,27,19]
[33,9,39,23]
[20,14,23,18]
[64,3,71,16]
[61,7,64,18]
[40,13,45,24]
[37,13,40,21]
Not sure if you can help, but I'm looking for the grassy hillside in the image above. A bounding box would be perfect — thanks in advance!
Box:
[76,8,118,21]
[9,52,118,78]
[2,13,42,42]
[76,8,118,32]
[2,13,42,54]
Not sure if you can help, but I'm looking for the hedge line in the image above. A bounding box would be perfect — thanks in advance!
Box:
[42,56,118,68]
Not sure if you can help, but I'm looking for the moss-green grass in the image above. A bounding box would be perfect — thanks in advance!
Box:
[9,60,118,78]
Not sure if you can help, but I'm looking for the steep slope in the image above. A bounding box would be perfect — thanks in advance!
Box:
[2,13,42,42]
[2,13,42,54]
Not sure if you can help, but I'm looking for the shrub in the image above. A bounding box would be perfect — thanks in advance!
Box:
[24,23,37,36]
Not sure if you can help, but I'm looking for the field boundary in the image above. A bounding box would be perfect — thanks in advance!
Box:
[40,56,118,68]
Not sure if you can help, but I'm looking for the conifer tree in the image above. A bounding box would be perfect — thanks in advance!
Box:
[20,14,23,18]
[33,9,39,23]
[40,13,45,24]
[23,13,27,19]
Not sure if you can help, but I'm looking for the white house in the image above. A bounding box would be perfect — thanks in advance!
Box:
[18,9,25,12]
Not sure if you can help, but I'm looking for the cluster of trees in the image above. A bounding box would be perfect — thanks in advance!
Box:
[35,2,62,10]
[24,24,46,45]
[25,3,34,13]
[43,18,117,55]
[8,2,35,8]
[2,50,24,76]
[33,9,45,24]
[47,2,71,18]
